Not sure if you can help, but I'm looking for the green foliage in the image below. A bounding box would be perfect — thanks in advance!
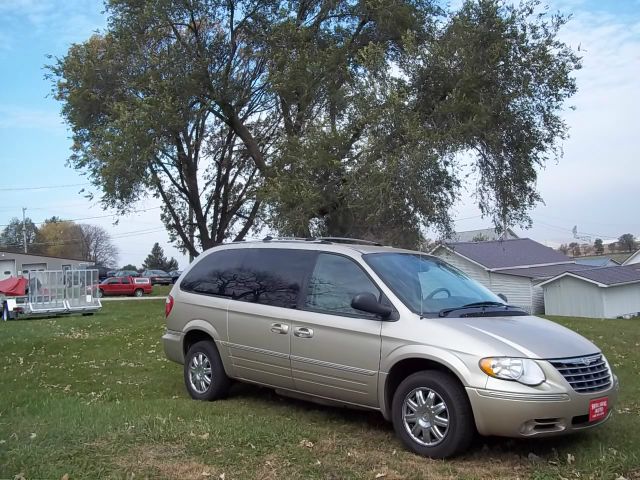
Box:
[142,242,178,271]
[120,264,137,271]
[594,238,604,255]
[51,0,580,251]
[568,241,581,257]
[618,233,637,252]
[0,217,38,253]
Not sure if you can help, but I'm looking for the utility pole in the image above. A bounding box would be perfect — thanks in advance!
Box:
[22,207,28,253]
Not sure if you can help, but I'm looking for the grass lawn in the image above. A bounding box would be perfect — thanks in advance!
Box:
[150,284,172,297]
[1,303,639,479]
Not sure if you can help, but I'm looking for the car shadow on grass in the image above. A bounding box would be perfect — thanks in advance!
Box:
[225,381,591,460]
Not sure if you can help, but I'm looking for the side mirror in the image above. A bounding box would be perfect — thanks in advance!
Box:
[497,293,508,303]
[351,292,393,318]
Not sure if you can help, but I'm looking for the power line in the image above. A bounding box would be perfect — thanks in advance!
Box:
[532,218,617,240]
[0,206,163,228]
[0,227,167,248]
[0,183,91,192]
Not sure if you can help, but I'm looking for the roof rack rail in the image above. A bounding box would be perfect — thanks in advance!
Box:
[262,235,311,242]
[316,237,383,246]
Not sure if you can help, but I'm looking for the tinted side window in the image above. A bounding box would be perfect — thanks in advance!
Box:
[305,254,380,317]
[180,249,247,297]
[237,249,316,308]
[121,278,131,284]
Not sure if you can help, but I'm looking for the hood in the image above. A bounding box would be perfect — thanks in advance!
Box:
[439,315,600,359]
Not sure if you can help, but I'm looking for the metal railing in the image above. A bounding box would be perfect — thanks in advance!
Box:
[27,269,101,314]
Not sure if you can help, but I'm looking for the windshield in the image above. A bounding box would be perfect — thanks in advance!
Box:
[363,253,505,316]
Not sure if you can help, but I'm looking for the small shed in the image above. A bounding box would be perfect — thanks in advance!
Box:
[540,266,640,319]
[430,238,592,314]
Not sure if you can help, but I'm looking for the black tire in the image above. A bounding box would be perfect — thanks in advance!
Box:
[134,289,143,297]
[391,371,475,459]
[184,340,230,401]
[97,289,104,298]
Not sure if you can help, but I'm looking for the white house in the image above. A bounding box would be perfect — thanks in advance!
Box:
[430,238,593,314]
[540,265,640,318]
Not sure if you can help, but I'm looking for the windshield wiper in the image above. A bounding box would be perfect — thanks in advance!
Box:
[438,301,507,317]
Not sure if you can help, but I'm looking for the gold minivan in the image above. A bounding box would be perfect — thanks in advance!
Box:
[163,238,618,458]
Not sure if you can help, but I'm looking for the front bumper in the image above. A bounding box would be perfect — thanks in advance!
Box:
[162,329,184,364]
[466,375,619,437]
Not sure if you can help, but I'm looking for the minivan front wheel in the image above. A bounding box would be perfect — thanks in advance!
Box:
[392,371,474,458]
[184,340,230,401]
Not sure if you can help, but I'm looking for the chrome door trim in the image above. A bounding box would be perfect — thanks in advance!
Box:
[291,355,377,376]
[221,341,290,359]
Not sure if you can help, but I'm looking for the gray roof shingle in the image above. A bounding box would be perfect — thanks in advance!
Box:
[565,265,640,286]
[496,263,595,280]
[442,238,572,269]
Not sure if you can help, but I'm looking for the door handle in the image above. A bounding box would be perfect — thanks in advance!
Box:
[270,323,289,334]
[293,327,313,338]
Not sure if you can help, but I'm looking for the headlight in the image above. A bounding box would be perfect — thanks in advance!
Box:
[479,357,545,386]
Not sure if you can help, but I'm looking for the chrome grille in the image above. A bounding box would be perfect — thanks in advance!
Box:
[549,354,611,393]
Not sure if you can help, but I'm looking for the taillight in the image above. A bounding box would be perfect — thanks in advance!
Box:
[165,294,174,317]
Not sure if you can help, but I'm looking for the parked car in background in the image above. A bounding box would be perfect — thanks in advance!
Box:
[168,270,183,284]
[163,239,619,459]
[96,276,151,297]
[115,270,141,278]
[96,266,111,281]
[142,269,172,285]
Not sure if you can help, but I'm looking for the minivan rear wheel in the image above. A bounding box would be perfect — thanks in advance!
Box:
[391,371,474,458]
[184,340,230,401]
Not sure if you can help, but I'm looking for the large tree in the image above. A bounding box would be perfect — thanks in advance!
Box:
[35,218,84,259]
[78,224,119,267]
[618,233,637,253]
[52,0,579,250]
[0,217,39,253]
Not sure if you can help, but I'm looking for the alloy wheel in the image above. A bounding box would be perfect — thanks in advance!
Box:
[402,387,450,446]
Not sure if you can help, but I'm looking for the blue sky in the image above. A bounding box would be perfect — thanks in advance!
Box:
[0,0,639,266]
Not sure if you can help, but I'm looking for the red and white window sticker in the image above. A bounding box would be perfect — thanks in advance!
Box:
[589,397,608,422]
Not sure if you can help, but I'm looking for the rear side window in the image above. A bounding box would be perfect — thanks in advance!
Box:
[180,249,247,297]
[305,253,380,317]
[181,248,315,308]
[237,249,316,308]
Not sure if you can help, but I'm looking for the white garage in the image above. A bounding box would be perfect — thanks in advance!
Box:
[540,266,640,319]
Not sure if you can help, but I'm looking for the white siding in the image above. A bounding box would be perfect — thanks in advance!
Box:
[432,247,536,312]
[488,273,534,313]
[603,284,640,318]
[543,276,604,318]
[431,247,491,287]
[624,251,640,265]
[532,283,545,315]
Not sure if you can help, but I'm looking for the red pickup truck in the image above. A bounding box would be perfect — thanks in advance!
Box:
[97,276,152,297]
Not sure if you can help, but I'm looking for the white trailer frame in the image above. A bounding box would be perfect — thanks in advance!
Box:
[1,269,102,320]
